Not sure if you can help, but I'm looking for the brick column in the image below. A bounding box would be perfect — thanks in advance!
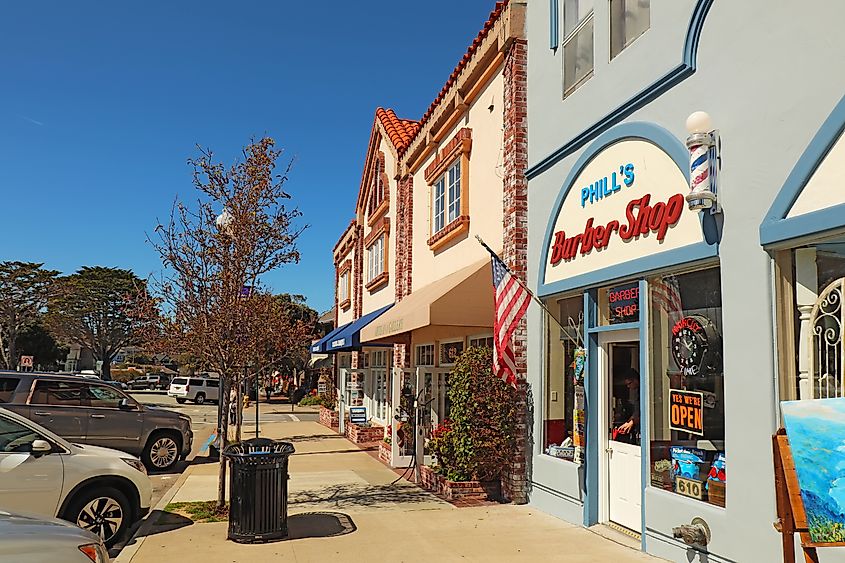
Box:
[354,224,364,318]
[502,37,529,504]
[394,173,414,301]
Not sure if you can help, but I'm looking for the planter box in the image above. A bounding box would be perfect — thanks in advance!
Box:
[319,406,339,429]
[378,441,391,464]
[344,421,384,444]
[418,465,500,501]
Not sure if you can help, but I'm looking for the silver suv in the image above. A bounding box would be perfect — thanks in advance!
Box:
[0,372,192,472]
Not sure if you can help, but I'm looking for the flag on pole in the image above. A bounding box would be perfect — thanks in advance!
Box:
[651,275,683,319]
[489,252,531,387]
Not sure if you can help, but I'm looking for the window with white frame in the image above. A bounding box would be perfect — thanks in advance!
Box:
[432,160,461,235]
[469,335,494,350]
[439,340,465,366]
[610,0,650,59]
[416,344,435,366]
[563,0,594,96]
[338,270,350,303]
[370,350,389,421]
[367,236,385,283]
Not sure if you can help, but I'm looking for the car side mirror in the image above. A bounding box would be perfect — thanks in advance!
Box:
[31,439,52,456]
[119,398,137,410]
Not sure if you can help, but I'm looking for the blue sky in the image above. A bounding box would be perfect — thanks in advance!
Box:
[0,1,499,314]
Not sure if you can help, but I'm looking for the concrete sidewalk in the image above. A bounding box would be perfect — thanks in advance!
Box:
[119,421,661,562]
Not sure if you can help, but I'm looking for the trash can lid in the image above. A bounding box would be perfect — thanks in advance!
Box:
[223,439,295,458]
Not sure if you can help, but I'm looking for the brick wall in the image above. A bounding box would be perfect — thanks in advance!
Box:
[501,37,529,505]
[344,421,385,444]
[319,405,339,429]
[394,173,414,301]
[353,224,364,318]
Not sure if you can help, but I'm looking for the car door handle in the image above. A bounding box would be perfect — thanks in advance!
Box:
[90,414,105,419]
[34,411,51,416]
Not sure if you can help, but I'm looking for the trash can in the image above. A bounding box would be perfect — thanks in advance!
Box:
[223,438,295,543]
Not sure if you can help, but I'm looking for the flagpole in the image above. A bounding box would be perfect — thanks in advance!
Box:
[475,235,572,336]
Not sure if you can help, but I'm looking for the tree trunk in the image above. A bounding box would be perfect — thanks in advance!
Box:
[217,377,230,509]
[100,356,112,380]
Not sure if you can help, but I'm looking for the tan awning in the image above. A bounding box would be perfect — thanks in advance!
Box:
[360,257,493,343]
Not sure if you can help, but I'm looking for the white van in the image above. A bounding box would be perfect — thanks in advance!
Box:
[168,377,219,404]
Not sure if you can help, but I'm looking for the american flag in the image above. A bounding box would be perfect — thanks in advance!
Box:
[651,275,683,319]
[490,252,531,387]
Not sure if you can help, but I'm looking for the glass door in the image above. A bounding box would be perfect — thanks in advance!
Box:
[391,367,416,467]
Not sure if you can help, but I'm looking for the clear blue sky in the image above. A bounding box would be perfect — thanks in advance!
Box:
[0,1,499,314]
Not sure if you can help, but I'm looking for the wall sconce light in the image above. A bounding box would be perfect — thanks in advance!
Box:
[685,111,721,214]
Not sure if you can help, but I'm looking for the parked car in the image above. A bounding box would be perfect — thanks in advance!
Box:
[168,377,219,405]
[0,372,193,472]
[127,374,171,391]
[0,406,152,548]
[104,380,129,391]
[0,510,109,563]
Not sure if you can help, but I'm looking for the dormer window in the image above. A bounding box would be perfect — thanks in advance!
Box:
[610,0,650,59]
[563,0,594,96]
[425,128,472,252]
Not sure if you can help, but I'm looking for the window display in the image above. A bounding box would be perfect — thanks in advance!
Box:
[648,267,725,506]
[543,295,583,459]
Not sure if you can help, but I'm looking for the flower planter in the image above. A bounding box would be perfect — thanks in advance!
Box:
[418,465,500,501]
[378,441,391,464]
[319,406,339,430]
[344,421,384,444]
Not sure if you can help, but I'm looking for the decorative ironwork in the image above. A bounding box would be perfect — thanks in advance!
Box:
[810,278,845,398]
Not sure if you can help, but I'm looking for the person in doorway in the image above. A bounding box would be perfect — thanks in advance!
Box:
[614,368,640,442]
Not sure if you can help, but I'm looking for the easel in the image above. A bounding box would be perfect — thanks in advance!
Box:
[773,428,821,563]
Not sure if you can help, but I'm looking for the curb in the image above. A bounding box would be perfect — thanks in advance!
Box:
[114,462,202,563]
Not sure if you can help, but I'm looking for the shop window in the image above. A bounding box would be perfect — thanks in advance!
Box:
[439,339,465,366]
[371,350,389,421]
[543,295,583,458]
[648,267,726,507]
[416,344,435,367]
[610,0,650,59]
[563,0,594,96]
[338,270,350,308]
[469,335,494,350]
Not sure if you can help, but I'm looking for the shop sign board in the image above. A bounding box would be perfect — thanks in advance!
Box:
[674,476,704,500]
[669,389,704,435]
[318,380,327,394]
[607,281,639,324]
[544,140,704,286]
[349,406,367,425]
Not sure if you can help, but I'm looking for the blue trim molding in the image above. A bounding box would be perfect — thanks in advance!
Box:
[537,122,718,297]
[549,0,559,50]
[638,278,650,550]
[760,93,845,246]
[527,0,715,180]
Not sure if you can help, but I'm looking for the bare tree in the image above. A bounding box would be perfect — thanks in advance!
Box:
[144,137,307,508]
[0,262,58,369]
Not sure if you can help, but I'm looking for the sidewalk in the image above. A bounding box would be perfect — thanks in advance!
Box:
[118,421,662,563]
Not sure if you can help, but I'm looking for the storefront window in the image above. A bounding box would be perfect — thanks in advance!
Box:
[648,267,725,507]
[543,295,583,459]
[416,344,435,366]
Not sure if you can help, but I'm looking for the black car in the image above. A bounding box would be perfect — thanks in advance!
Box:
[0,371,193,471]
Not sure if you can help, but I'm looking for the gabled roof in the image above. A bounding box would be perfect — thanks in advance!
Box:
[400,1,509,155]
[376,108,420,153]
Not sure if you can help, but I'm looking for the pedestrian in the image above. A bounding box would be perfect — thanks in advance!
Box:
[264,383,273,403]
[228,386,237,426]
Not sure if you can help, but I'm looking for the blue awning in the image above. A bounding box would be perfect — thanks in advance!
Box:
[325,303,394,352]
[310,321,351,354]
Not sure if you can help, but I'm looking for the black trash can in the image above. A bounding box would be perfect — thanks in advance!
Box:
[223,438,295,543]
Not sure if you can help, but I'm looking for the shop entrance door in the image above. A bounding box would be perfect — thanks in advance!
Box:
[391,368,416,467]
[599,330,642,533]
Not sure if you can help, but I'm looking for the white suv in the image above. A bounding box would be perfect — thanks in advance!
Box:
[168,377,219,405]
[0,407,152,547]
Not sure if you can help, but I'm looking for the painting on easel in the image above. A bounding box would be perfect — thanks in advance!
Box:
[782,398,845,543]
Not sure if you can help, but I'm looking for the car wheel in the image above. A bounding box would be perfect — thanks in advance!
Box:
[194,393,206,405]
[64,486,131,548]
[176,398,186,404]
[142,432,181,472]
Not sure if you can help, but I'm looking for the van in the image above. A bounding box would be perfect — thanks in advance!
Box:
[168,377,219,405]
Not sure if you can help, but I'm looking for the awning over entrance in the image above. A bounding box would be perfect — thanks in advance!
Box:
[310,321,351,354]
[326,303,394,352]
[360,257,493,343]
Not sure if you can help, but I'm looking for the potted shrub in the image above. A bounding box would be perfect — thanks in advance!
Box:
[428,346,518,501]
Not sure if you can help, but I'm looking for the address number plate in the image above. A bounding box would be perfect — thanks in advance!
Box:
[674,476,704,500]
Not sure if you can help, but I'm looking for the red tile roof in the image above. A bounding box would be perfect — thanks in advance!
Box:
[401,1,508,155]
[376,108,420,152]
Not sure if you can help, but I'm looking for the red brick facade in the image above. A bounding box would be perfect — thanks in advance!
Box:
[501,36,529,505]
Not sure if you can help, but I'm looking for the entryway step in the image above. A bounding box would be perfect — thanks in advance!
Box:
[588,522,641,551]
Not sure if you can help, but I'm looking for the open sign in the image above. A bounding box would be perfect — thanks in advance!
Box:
[669,389,704,436]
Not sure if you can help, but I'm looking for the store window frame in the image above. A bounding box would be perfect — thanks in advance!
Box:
[468,334,494,350]
[438,338,466,367]
[415,344,435,367]
[425,128,471,252]
[609,0,650,60]
[338,260,352,310]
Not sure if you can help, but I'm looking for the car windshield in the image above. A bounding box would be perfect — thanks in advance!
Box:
[172,378,188,385]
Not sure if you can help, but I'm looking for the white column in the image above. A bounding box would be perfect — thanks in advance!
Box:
[795,248,818,399]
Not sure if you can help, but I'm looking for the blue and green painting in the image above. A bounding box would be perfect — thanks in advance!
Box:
[782,398,845,543]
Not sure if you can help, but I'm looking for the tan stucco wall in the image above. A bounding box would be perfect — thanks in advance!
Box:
[361,136,397,315]
[411,70,506,291]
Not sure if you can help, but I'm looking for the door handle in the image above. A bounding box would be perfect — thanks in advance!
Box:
[90,414,105,419]
[34,411,50,416]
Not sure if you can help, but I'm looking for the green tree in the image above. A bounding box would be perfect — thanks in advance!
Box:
[17,323,68,371]
[0,261,58,369]
[46,266,149,380]
[273,293,318,373]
